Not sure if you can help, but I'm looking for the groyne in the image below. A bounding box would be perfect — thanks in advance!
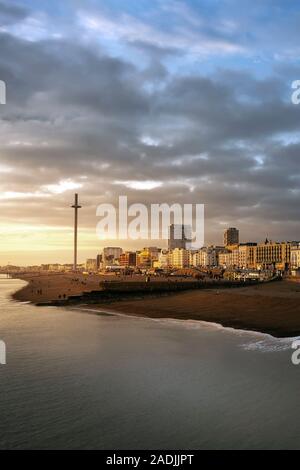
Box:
[36,278,261,306]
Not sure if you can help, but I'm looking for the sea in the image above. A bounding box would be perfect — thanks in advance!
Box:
[0,276,300,449]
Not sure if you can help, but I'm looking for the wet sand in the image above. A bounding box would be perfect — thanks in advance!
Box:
[12,273,300,338]
[91,280,300,338]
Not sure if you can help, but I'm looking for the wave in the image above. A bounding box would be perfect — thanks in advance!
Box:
[71,305,300,354]
[240,335,300,352]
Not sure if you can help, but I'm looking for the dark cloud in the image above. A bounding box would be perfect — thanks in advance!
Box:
[0,5,300,260]
[0,0,28,26]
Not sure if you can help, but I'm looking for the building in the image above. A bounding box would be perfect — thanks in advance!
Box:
[137,247,159,268]
[224,227,239,247]
[169,248,189,268]
[168,224,191,250]
[119,252,137,267]
[219,240,287,269]
[237,243,257,268]
[290,244,300,269]
[47,263,73,272]
[147,246,160,261]
[218,250,232,268]
[190,250,198,267]
[103,247,123,266]
[219,244,256,269]
[137,248,151,268]
[96,254,102,270]
[191,247,217,267]
[255,240,291,270]
[86,258,97,272]
[156,249,170,268]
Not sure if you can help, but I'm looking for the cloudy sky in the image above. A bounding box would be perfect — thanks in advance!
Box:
[0,0,300,265]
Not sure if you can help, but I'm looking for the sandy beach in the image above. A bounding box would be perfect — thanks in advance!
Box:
[12,272,197,303]
[12,272,106,303]
[11,273,300,338]
[89,282,300,337]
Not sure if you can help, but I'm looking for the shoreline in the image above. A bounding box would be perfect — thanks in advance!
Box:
[11,272,263,305]
[72,300,300,339]
[9,273,300,339]
[70,306,299,344]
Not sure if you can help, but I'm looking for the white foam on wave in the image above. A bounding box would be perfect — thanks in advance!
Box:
[240,335,300,353]
[71,305,300,353]
[71,306,236,332]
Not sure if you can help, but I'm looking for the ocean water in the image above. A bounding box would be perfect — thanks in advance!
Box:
[0,276,300,450]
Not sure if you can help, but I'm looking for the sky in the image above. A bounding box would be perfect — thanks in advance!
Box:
[0,0,300,265]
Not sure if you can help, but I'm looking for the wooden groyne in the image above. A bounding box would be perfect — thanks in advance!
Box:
[36,278,261,307]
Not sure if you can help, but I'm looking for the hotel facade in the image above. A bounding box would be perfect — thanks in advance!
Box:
[95,228,299,273]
